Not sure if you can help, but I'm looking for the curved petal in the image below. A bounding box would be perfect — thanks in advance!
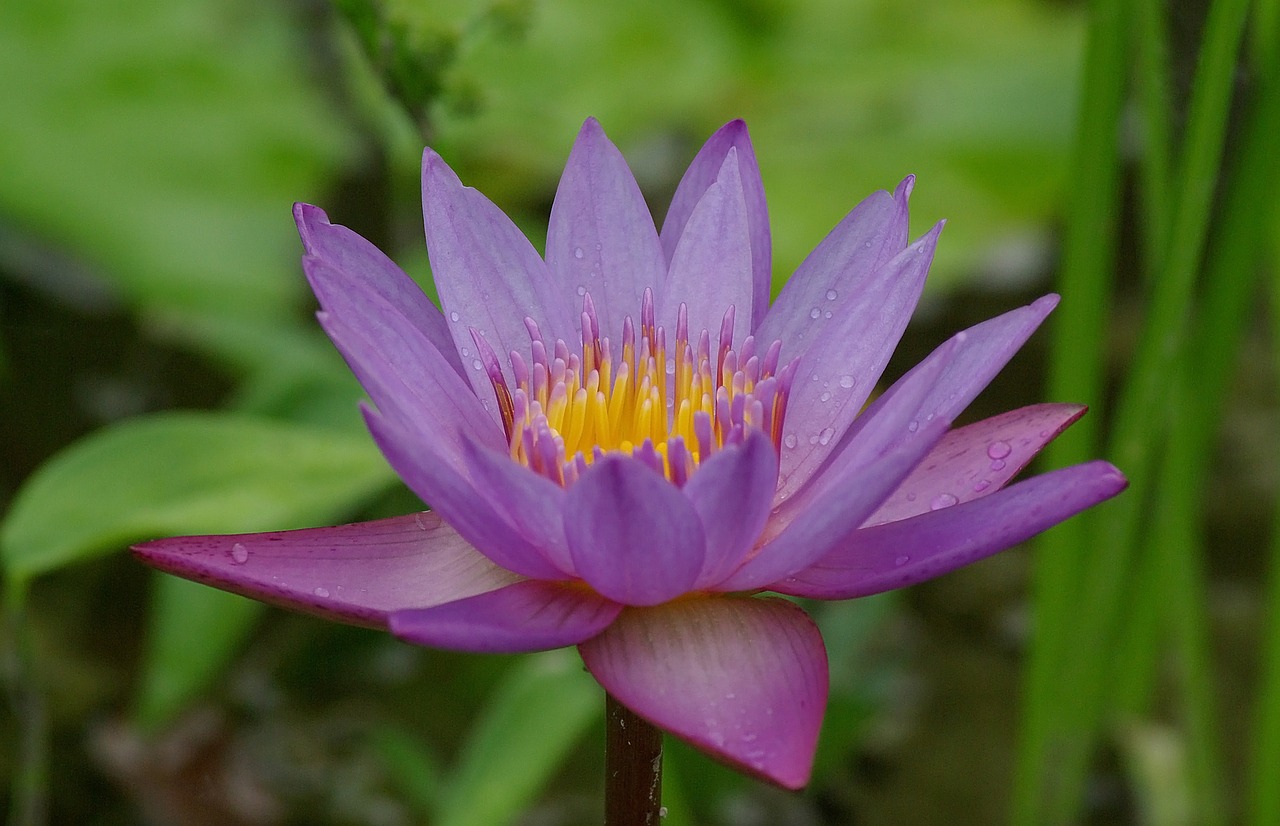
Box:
[772,221,941,501]
[309,259,504,470]
[774,461,1128,599]
[564,455,705,606]
[684,430,779,589]
[364,407,569,581]
[131,513,521,629]
[865,403,1086,526]
[422,148,573,412]
[463,438,574,575]
[389,580,622,653]
[579,596,828,790]
[545,118,666,340]
[294,203,464,378]
[659,149,754,340]
[661,120,771,329]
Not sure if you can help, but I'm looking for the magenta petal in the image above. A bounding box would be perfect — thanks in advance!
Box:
[660,120,772,329]
[772,222,941,501]
[364,407,568,581]
[774,461,1128,599]
[564,456,705,606]
[294,203,464,378]
[422,149,573,407]
[131,513,522,629]
[865,403,1086,526]
[545,118,666,339]
[660,149,755,340]
[685,430,779,589]
[390,580,621,653]
[579,597,828,790]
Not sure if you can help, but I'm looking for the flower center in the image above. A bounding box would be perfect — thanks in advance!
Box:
[470,288,798,487]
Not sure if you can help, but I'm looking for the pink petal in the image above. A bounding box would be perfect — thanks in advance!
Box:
[774,461,1128,599]
[293,203,464,378]
[309,259,503,470]
[771,221,941,501]
[660,120,772,329]
[865,403,1086,526]
[684,430,780,589]
[659,149,755,341]
[579,596,828,790]
[131,513,521,629]
[545,118,666,341]
[389,580,622,653]
[364,407,569,581]
[422,148,574,412]
[564,455,705,606]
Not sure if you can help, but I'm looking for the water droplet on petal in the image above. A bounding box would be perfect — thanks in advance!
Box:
[907,420,919,433]
[894,554,910,566]
[905,492,917,501]
[229,543,249,565]
[974,480,991,492]
[449,311,460,322]
[819,392,831,402]
[824,311,833,319]
[825,289,838,301]
[987,440,1012,460]
[783,433,798,448]
[990,459,1007,471]
[573,246,584,259]
[314,587,330,598]
[809,307,821,319]
[930,493,958,510]
[818,427,834,445]
[472,359,484,371]
[460,347,470,357]
[839,375,855,389]
[576,285,586,296]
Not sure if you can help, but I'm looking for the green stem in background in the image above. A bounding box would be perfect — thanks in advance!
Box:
[3,592,49,826]
[605,694,664,826]
[1015,0,1129,820]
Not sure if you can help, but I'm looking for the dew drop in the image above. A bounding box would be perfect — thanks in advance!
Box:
[573,246,584,259]
[809,307,821,319]
[839,375,855,388]
[229,543,249,565]
[907,420,919,433]
[449,311,460,322]
[864,240,873,248]
[460,347,470,357]
[973,480,991,492]
[819,392,831,403]
[472,359,484,371]
[818,427,835,445]
[576,285,586,296]
[808,434,819,445]
[825,289,838,301]
[894,554,910,566]
[930,493,958,510]
[987,440,1012,460]
[990,459,1007,471]
[824,311,833,319]
[314,587,330,598]
[783,433,798,448]
[905,492,917,501]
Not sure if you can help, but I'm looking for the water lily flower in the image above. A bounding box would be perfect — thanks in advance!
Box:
[133,118,1126,790]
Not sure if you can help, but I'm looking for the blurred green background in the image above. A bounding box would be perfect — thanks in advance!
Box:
[1,0,1276,823]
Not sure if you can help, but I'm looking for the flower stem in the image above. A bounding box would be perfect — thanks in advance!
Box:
[605,693,663,825]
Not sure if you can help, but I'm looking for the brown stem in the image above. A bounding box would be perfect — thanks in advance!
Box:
[605,693,664,825]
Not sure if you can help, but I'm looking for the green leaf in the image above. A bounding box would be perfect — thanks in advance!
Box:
[0,411,395,587]
[436,650,600,826]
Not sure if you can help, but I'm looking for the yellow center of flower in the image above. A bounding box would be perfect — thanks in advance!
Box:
[470,288,797,487]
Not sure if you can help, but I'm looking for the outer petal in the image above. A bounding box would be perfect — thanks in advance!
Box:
[422,148,573,413]
[772,222,942,501]
[293,203,464,378]
[131,513,521,629]
[545,118,666,340]
[660,120,772,330]
[659,149,754,340]
[564,455,705,606]
[865,403,1085,526]
[579,596,828,790]
[684,430,779,589]
[389,580,622,653]
[774,461,1128,599]
[364,407,568,581]
[309,259,504,470]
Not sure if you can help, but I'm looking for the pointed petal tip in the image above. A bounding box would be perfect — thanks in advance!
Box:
[895,174,916,200]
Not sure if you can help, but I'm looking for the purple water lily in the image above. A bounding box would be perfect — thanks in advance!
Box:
[133,118,1125,790]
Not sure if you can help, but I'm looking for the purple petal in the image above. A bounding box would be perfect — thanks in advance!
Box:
[772,221,941,501]
[390,580,621,653]
[309,259,503,470]
[294,203,464,379]
[564,455,705,606]
[131,513,521,629]
[545,118,666,340]
[865,403,1086,526]
[364,407,569,581]
[579,596,828,790]
[684,430,779,589]
[463,438,574,575]
[774,461,1128,599]
[422,148,574,411]
[660,120,771,329]
[659,149,755,341]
